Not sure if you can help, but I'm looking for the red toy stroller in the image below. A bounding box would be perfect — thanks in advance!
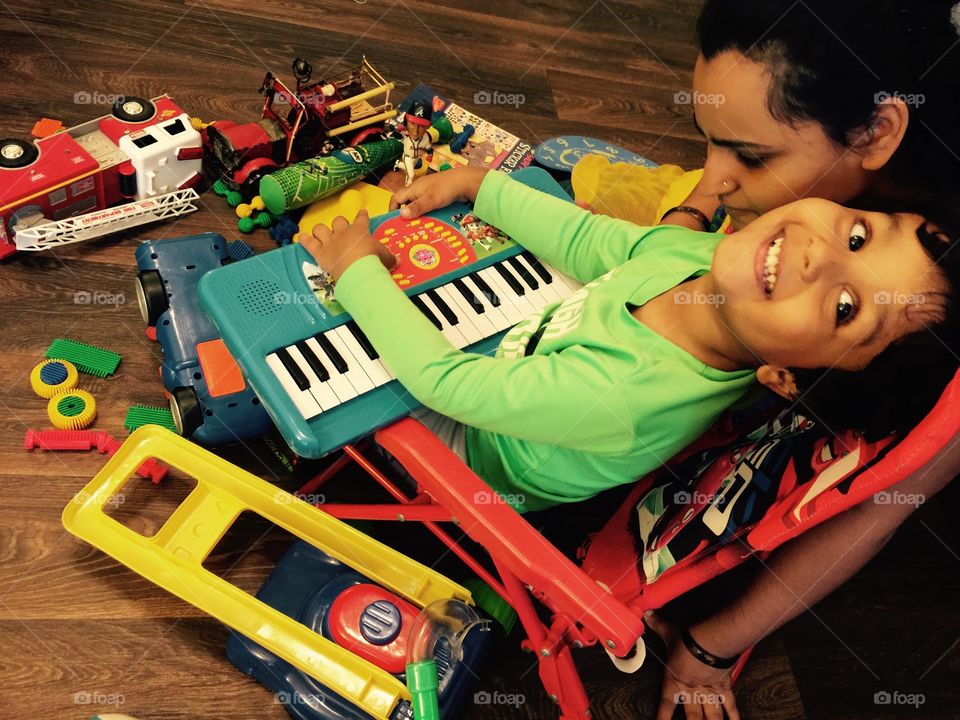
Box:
[299,371,960,719]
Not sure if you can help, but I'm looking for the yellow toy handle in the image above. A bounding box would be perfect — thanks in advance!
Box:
[62,426,473,720]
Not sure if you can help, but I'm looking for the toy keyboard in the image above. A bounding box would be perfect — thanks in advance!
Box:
[199,167,579,458]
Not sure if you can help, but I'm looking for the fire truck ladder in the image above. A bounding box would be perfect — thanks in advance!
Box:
[14,189,200,251]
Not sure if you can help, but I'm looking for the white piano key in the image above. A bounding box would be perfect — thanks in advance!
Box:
[442,282,499,337]
[287,343,343,411]
[493,262,541,316]
[418,292,469,348]
[541,260,584,294]
[436,285,484,344]
[324,328,375,394]
[266,352,322,419]
[504,259,552,313]
[515,254,565,304]
[303,337,358,404]
[463,275,513,331]
[334,325,394,387]
[479,266,527,324]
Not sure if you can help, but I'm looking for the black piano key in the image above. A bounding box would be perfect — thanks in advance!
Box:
[521,250,554,284]
[453,278,485,314]
[495,262,525,295]
[295,340,329,382]
[426,288,459,325]
[346,321,379,360]
[276,347,310,390]
[315,334,348,374]
[507,255,538,290]
[411,295,442,330]
[469,272,500,307]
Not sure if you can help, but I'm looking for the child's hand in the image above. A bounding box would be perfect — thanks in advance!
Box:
[298,210,397,282]
[390,166,490,218]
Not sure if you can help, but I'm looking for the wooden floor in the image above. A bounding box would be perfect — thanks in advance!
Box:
[0,1,958,718]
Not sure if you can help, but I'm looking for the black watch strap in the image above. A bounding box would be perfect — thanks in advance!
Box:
[680,627,740,669]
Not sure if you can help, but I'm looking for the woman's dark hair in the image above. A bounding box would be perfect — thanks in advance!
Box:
[697,0,960,191]
[789,195,960,438]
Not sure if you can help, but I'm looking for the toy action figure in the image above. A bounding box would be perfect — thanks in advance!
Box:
[399,101,432,186]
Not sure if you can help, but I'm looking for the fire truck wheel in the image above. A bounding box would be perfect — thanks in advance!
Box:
[112,96,156,123]
[169,387,203,437]
[0,139,38,168]
[135,270,168,325]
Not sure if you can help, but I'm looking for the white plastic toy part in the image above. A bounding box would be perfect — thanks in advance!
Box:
[117,112,202,199]
[13,189,199,251]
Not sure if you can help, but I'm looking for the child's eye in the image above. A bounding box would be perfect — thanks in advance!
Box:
[849,221,868,251]
[836,289,858,326]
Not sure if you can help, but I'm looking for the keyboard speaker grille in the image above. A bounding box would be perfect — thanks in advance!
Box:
[238,279,283,317]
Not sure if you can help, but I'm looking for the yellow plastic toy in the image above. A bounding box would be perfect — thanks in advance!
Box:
[47,389,96,429]
[297,181,393,237]
[30,358,78,398]
[62,426,473,720]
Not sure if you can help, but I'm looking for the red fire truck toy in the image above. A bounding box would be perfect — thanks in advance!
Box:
[204,57,396,199]
[0,95,203,260]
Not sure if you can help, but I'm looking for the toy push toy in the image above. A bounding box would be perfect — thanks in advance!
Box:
[62,426,488,720]
[135,232,272,445]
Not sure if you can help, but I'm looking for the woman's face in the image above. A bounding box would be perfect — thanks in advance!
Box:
[692,50,873,230]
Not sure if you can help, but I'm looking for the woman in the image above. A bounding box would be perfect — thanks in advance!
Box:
[576,2,960,718]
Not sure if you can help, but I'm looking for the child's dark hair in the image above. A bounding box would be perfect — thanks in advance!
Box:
[790,195,960,438]
[697,0,960,192]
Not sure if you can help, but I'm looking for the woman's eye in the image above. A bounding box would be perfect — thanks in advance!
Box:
[736,153,765,168]
[849,221,868,251]
[836,289,858,326]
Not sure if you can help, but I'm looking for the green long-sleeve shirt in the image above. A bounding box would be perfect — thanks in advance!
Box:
[336,171,756,512]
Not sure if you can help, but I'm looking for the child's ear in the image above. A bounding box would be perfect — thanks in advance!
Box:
[757,365,799,401]
[856,98,910,172]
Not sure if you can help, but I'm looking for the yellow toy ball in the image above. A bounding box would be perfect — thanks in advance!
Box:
[30,358,78,398]
[48,389,97,430]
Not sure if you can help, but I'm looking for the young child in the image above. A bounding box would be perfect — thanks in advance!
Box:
[300,166,960,513]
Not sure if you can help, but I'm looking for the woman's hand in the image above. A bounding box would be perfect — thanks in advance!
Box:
[390,165,490,218]
[646,612,741,720]
[298,210,397,282]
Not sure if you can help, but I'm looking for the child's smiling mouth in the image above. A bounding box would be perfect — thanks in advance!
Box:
[756,232,784,297]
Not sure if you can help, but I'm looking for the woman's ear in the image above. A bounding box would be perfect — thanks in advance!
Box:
[757,365,799,400]
[857,97,910,171]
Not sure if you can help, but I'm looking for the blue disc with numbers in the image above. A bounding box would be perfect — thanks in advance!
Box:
[533,136,656,174]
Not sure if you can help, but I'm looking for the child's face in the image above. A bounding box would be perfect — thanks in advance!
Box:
[692,51,872,230]
[712,198,946,372]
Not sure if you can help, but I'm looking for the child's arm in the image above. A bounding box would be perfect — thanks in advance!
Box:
[300,216,637,453]
[393,168,696,284]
